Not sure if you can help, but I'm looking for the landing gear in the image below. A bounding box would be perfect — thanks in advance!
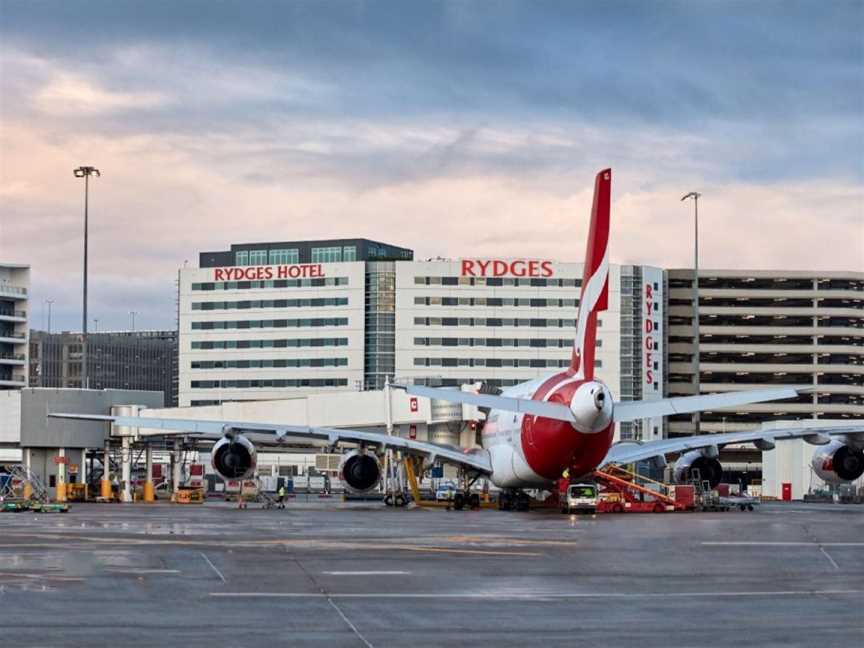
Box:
[498,489,530,511]
[383,493,407,507]
[452,492,481,511]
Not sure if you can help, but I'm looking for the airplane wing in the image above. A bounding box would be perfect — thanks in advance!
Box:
[48,413,493,474]
[601,423,864,466]
[400,384,809,424]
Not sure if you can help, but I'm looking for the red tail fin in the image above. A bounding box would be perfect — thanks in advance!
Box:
[570,169,611,379]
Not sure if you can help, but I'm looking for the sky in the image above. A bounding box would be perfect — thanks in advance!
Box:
[1,0,862,332]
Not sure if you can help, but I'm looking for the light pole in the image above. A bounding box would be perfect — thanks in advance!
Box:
[130,311,138,332]
[93,318,99,333]
[74,166,100,389]
[681,191,701,435]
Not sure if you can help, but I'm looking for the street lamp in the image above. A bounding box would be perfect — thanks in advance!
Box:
[74,165,100,389]
[130,311,138,332]
[681,191,701,435]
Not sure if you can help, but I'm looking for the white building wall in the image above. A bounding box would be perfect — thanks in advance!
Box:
[178,262,367,406]
[395,259,621,387]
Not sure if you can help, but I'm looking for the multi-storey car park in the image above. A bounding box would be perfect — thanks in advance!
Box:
[666,269,863,438]
[0,264,29,390]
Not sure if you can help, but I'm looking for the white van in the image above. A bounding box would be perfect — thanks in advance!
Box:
[563,483,598,514]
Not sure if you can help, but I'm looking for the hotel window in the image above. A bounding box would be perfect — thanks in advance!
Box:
[312,246,343,263]
[248,249,268,265]
[235,251,249,266]
[343,246,357,262]
[269,249,299,264]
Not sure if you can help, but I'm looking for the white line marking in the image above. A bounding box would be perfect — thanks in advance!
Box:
[702,542,864,547]
[210,589,863,600]
[200,552,226,583]
[819,546,840,570]
[322,571,411,576]
[107,569,180,575]
[328,598,374,648]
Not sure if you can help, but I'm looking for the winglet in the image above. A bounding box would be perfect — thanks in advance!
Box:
[570,168,611,379]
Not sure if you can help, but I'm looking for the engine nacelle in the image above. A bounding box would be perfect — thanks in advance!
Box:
[211,434,257,480]
[339,450,381,494]
[812,440,864,484]
[673,450,723,489]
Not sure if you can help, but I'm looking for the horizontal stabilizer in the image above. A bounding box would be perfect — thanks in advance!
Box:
[401,384,576,423]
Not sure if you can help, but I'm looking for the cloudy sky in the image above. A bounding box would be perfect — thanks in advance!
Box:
[1,0,862,332]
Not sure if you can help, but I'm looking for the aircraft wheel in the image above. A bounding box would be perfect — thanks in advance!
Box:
[395,494,406,507]
[383,494,392,506]
[453,492,465,511]
[468,493,481,509]
[516,493,530,512]
[498,493,511,511]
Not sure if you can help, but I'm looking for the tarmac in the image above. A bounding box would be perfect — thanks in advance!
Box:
[0,498,861,648]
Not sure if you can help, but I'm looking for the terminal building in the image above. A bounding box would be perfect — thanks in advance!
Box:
[178,240,665,442]
[0,264,29,390]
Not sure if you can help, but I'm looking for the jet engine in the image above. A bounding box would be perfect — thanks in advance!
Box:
[673,450,723,489]
[812,440,864,484]
[211,433,257,480]
[339,450,382,494]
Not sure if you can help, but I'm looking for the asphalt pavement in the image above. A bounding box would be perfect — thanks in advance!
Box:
[0,499,861,647]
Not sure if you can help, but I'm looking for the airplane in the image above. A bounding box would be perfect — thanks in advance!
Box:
[50,169,864,510]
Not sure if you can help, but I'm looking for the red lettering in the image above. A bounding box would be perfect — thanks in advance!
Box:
[461,260,476,276]
[645,337,653,351]
[214,268,225,280]
[477,260,491,277]
[511,260,527,277]
[288,265,301,278]
[645,351,652,367]
[645,319,653,333]
[264,267,273,280]
[313,264,324,277]
[492,260,508,277]
[276,265,287,278]
[646,369,654,384]
[541,261,553,277]
[528,260,539,277]
[645,284,654,301]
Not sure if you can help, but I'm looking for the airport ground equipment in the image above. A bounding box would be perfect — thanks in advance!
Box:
[0,465,69,512]
[173,486,205,504]
[593,466,681,513]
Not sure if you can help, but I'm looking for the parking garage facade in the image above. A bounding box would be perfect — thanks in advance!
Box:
[666,269,863,437]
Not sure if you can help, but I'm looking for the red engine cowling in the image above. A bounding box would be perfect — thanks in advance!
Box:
[339,451,381,494]
[673,450,723,489]
[211,434,257,480]
[812,441,864,484]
